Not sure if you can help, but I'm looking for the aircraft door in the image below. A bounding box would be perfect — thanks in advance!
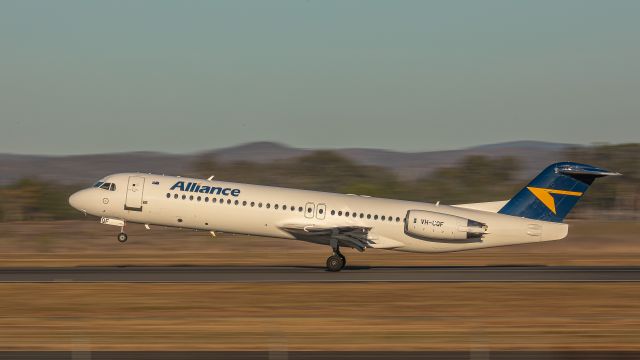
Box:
[125,176,145,211]
[316,203,326,220]
[304,202,315,219]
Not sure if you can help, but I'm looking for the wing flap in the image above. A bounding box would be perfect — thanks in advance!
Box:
[279,223,403,251]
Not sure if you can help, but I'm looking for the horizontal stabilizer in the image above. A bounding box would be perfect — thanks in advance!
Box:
[453,200,509,213]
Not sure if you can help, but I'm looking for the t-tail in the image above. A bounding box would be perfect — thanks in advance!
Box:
[498,162,620,223]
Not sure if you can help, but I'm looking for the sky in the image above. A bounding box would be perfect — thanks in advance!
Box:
[0,0,639,155]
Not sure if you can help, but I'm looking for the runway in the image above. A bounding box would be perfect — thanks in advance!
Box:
[1,351,638,360]
[1,265,640,282]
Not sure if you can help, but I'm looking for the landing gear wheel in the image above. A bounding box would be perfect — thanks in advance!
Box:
[117,233,128,243]
[326,255,345,272]
[338,253,346,269]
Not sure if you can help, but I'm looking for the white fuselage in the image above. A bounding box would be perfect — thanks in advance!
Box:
[69,173,569,253]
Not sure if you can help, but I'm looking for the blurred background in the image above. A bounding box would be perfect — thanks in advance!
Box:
[0,141,638,222]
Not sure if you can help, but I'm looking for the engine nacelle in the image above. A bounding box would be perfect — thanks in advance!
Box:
[405,210,487,241]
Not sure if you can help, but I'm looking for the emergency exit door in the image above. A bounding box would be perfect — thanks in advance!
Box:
[316,203,326,220]
[304,202,315,219]
[304,202,326,220]
[124,176,145,211]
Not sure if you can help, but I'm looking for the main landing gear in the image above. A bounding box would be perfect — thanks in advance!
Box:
[326,240,347,272]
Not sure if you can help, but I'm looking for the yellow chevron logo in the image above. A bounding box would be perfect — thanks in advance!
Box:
[527,187,583,214]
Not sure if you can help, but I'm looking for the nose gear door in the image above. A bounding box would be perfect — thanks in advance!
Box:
[124,176,145,211]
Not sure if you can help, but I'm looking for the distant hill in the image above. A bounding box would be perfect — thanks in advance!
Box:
[0,141,574,185]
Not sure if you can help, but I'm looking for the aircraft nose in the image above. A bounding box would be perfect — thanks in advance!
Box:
[68,189,90,212]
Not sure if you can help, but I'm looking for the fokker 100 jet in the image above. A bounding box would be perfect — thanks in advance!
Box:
[69,162,619,271]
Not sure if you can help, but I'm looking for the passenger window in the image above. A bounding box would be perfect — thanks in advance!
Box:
[251,202,255,207]
[352,213,357,218]
[259,202,263,208]
[234,200,239,205]
[360,213,364,218]
[227,199,231,204]
[190,195,194,201]
[266,203,271,209]
[367,214,371,219]
[291,206,295,211]
[174,194,178,199]
[182,195,186,200]
[274,204,279,210]
[205,197,209,202]
[338,211,343,216]
[345,212,350,217]
[212,198,217,203]
[319,208,324,214]
[298,206,303,212]
[381,216,386,221]
[197,196,202,201]
[243,201,247,206]
[374,215,378,220]
[331,210,335,215]
[166,193,170,198]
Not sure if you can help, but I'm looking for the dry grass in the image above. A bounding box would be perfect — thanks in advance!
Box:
[0,283,639,351]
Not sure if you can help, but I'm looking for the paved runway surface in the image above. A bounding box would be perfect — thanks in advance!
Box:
[1,265,640,282]
[2,351,638,360]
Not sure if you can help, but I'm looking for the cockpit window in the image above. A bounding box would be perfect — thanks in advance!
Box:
[97,182,116,191]
[93,181,105,188]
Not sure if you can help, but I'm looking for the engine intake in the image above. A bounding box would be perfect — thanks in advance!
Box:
[405,210,487,241]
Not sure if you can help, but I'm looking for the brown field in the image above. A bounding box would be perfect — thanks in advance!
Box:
[0,283,639,351]
[0,220,639,351]
[0,219,638,267]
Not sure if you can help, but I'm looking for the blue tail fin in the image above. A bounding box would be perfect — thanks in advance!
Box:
[498,162,620,222]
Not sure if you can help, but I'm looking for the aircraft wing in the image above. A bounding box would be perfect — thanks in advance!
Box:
[279,223,404,251]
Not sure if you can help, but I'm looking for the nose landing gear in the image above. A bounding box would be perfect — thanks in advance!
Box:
[100,218,128,243]
[117,232,128,243]
[117,223,128,243]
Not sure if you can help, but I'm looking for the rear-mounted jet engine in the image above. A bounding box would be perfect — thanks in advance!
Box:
[405,210,487,241]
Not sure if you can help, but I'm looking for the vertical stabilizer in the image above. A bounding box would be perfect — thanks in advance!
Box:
[498,162,620,222]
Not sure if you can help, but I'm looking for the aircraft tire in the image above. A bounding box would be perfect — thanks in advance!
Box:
[338,254,346,269]
[117,233,128,243]
[326,255,344,272]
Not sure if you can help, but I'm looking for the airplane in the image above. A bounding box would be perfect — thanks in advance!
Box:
[68,162,619,271]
